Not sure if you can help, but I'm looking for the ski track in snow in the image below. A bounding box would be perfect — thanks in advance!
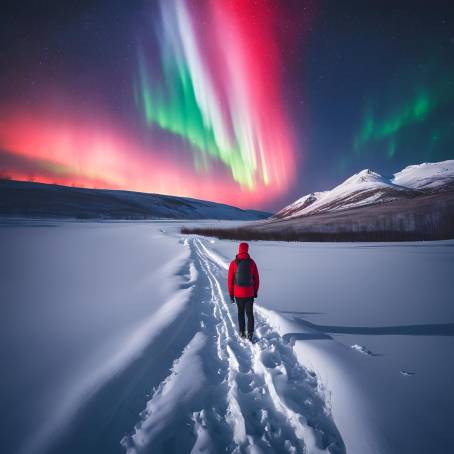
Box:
[121,237,344,454]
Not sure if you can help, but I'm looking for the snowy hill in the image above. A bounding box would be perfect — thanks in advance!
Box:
[185,160,454,241]
[274,160,454,220]
[0,179,270,220]
[392,160,454,189]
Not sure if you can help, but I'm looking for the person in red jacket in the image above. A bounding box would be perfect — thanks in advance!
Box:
[228,242,260,340]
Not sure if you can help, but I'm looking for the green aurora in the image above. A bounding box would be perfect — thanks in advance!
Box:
[352,80,454,163]
[134,58,255,189]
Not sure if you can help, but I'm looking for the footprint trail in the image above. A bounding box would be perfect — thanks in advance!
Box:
[122,237,345,453]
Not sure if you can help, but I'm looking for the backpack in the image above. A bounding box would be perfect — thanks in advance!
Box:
[234,257,253,287]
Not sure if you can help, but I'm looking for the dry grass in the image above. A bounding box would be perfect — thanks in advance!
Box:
[180,226,443,242]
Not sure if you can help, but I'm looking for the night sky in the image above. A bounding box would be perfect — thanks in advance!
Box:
[1,0,453,210]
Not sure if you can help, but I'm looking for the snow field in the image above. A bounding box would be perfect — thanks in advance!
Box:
[3,220,452,453]
[203,235,454,454]
[0,222,196,454]
[121,238,344,453]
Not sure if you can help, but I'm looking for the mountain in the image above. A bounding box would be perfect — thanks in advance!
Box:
[0,179,270,220]
[183,160,454,241]
[274,160,454,220]
[392,160,454,189]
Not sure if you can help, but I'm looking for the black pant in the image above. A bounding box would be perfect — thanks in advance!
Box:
[236,299,254,334]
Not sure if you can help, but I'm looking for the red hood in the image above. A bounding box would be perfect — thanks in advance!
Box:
[238,242,249,254]
[237,242,250,260]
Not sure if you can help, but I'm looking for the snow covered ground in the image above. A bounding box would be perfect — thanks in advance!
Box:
[0,220,196,453]
[206,236,454,453]
[1,219,453,453]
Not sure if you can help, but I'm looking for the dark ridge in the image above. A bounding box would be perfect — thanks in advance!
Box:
[181,226,451,242]
[0,179,270,221]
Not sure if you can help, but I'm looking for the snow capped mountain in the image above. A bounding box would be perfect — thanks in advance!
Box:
[275,160,454,220]
[392,160,454,189]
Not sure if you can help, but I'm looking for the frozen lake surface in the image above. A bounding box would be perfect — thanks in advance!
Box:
[1,219,453,453]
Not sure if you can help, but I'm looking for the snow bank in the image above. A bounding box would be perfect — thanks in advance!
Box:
[122,332,207,453]
[257,306,382,453]
[0,220,193,454]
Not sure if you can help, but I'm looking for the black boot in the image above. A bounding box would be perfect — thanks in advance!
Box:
[247,332,254,341]
[239,331,246,338]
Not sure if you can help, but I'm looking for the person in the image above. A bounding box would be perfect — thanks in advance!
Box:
[227,242,260,341]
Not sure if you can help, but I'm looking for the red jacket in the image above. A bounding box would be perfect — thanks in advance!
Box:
[228,243,260,299]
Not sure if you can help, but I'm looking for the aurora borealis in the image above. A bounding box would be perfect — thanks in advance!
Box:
[135,1,295,191]
[353,80,454,161]
[1,1,453,210]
